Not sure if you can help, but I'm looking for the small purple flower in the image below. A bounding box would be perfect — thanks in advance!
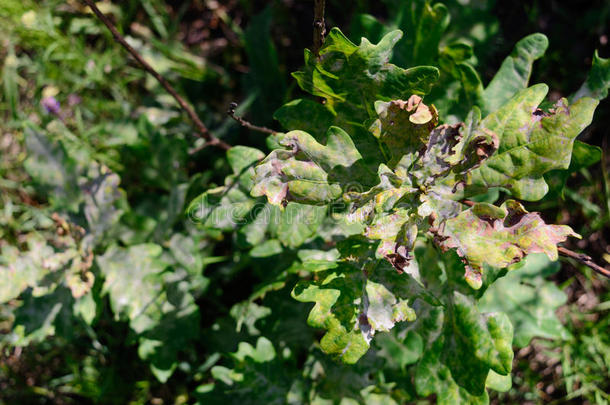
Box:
[41,96,61,115]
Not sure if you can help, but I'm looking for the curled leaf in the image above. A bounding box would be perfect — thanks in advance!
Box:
[252,127,372,207]
[370,96,438,165]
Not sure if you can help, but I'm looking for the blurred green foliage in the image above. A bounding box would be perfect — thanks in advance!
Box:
[0,0,608,404]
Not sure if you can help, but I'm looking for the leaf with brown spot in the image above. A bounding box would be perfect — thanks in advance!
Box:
[438,200,579,289]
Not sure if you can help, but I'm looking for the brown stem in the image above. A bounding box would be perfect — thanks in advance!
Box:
[461,199,476,207]
[558,246,610,279]
[227,102,276,135]
[82,0,231,150]
[312,0,326,57]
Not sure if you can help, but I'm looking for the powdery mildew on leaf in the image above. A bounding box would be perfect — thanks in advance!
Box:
[251,127,370,206]
[438,200,579,288]
[466,85,598,200]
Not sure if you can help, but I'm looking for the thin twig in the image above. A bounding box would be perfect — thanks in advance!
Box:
[462,199,476,207]
[227,102,276,135]
[82,0,231,150]
[312,0,326,57]
[558,246,610,279]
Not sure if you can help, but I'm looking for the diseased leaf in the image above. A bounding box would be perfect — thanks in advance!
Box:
[292,254,421,364]
[0,236,54,303]
[439,200,578,288]
[98,244,166,322]
[189,27,607,401]
[188,185,256,232]
[369,95,438,165]
[251,127,372,206]
[466,85,599,200]
[275,27,439,168]
[0,217,94,304]
[277,203,326,248]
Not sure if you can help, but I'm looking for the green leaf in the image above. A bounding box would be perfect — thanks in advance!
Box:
[482,33,548,115]
[23,126,80,210]
[137,275,200,382]
[407,2,450,66]
[2,44,19,119]
[454,62,485,110]
[486,370,512,393]
[572,50,610,101]
[478,253,571,347]
[203,338,297,404]
[413,308,491,405]
[292,255,421,364]
[277,203,326,248]
[243,6,286,122]
[291,28,439,125]
[443,291,513,394]
[545,140,602,197]
[188,186,256,232]
[375,330,423,370]
[349,13,388,45]
[291,264,369,364]
[412,289,513,400]
[230,301,272,335]
[250,239,283,257]
[273,99,334,139]
[467,85,599,200]
[231,337,276,363]
[82,165,125,245]
[97,244,199,382]
[416,343,490,405]
[390,0,450,67]
[12,286,74,345]
[439,200,578,288]
[227,146,266,190]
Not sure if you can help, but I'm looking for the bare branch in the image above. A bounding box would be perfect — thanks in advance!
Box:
[558,246,610,279]
[227,102,276,135]
[312,0,326,57]
[82,0,231,151]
